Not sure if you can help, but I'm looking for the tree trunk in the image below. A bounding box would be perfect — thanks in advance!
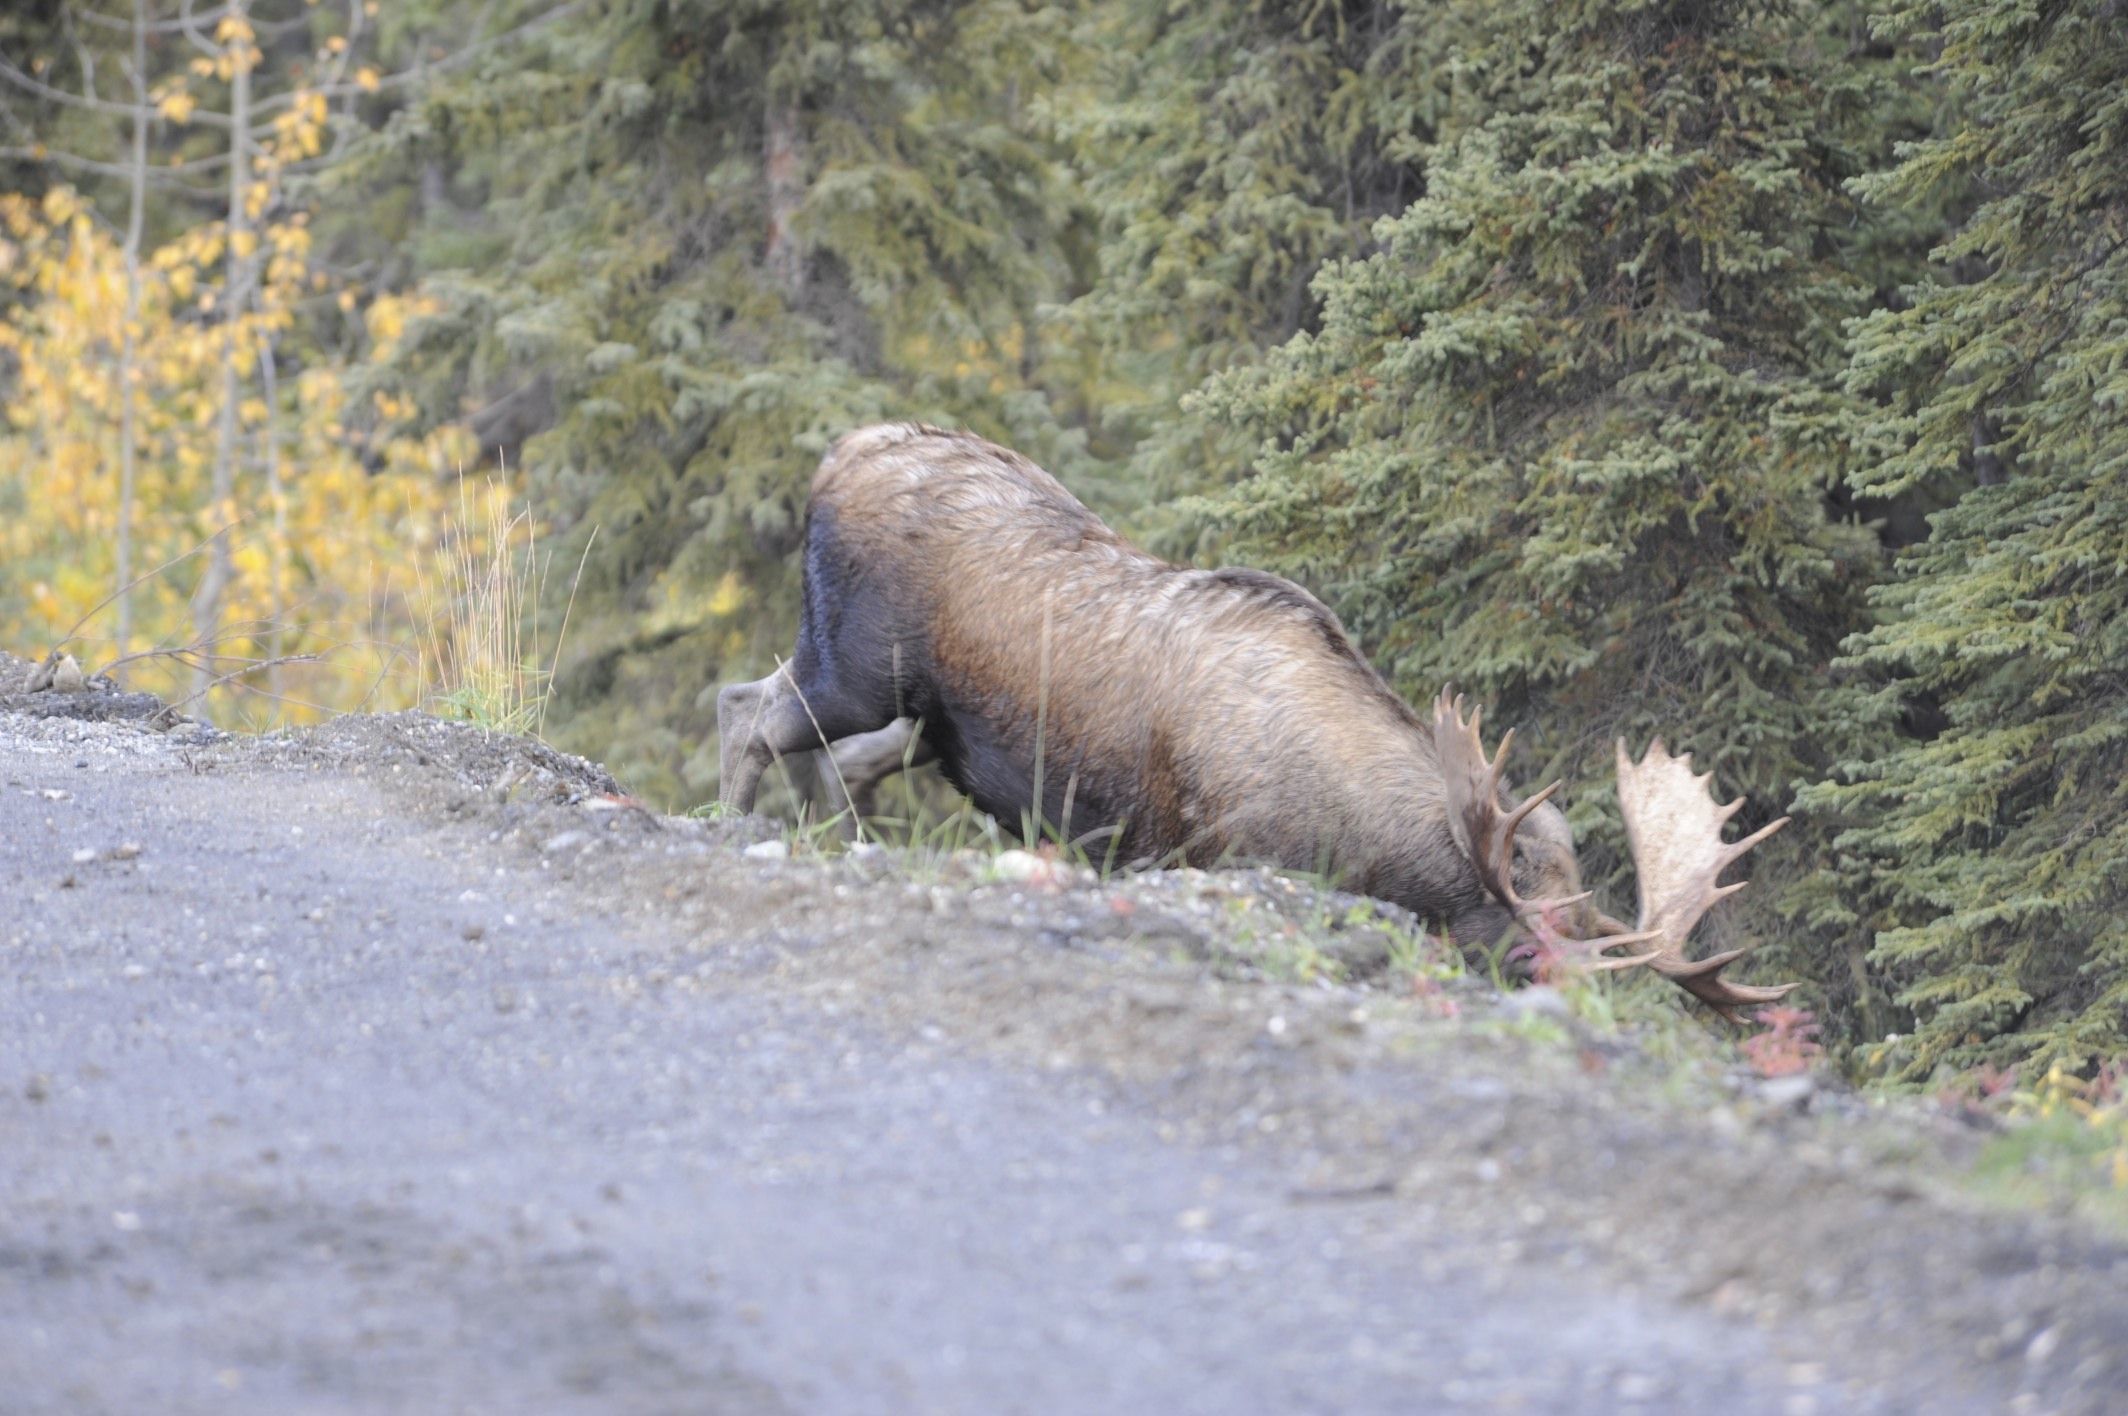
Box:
[763,98,806,299]
[191,0,252,700]
[1971,411,2008,487]
[115,0,150,658]
[260,337,284,711]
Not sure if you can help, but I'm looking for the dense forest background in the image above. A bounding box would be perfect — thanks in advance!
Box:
[2,0,2124,1083]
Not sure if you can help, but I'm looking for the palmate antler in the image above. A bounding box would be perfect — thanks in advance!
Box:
[1433,690,1799,1021]
[1432,692,1660,970]
[1614,738,1798,1023]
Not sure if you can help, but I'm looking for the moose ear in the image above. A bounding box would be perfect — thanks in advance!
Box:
[1440,791,1480,865]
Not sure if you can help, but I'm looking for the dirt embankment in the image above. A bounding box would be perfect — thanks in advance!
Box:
[4,649,2124,1414]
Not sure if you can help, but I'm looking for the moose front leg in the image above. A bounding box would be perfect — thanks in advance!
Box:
[718,670,828,814]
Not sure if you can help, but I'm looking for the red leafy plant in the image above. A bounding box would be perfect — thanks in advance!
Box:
[1740,1006,1823,1078]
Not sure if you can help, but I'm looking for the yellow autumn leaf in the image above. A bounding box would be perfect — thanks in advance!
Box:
[230,229,259,260]
[355,67,381,93]
[708,571,749,617]
[158,90,197,124]
[367,296,407,343]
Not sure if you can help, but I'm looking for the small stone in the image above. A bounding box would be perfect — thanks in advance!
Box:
[2024,1326,2060,1366]
[1757,1074,1816,1111]
[24,652,85,693]
[71,848,97,864]
[110,841,142,861]
[991,849,1047,882]
[743,839,789,861]
[1614,1372,1660,1401]
[542,829,591,855]
[460,923,486,942]
[1501,985,1571,1019]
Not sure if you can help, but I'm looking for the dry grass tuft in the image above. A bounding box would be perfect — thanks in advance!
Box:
[413,472,591,738]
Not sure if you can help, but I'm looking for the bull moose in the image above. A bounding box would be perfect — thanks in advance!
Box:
[719,424,1794,1018]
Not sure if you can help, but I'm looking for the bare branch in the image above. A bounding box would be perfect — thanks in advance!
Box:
[0,138,233,179]
[0,49,234,127]
[54,516,246,661]
[251,1,587,119]
[152,650,325,724]
[178,0,222,58]
[73,3,231,36]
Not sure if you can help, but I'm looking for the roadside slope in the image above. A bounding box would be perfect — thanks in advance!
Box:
[1,687,2122,1413]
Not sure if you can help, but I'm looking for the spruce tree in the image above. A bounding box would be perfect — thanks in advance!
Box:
[1194,0,1882,923]
[1054,0,1456,526]
[1798,0,2128,1079]
[339,0,1085,803]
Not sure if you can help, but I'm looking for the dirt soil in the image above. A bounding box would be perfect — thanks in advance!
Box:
[3,650,2123,1415]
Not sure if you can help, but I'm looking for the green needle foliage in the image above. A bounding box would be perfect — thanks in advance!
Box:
[1052,0,1457,519]
[16,0,2118,1080]
[1191,0,1883,903]
[336,0,1088,802]
[1798,0,2128,1080]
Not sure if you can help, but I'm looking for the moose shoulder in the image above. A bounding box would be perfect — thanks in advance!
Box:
[719,423,1793,1018]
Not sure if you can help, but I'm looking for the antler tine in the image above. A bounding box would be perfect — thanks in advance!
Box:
[1433,688,1527,911]
[1431,687,1659,968]
[1498,775,1560,837]
[1720,814,1789,869]
[1614,736,1799,1021]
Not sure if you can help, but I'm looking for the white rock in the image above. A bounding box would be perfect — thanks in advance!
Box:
[743,839,789,861]
[1501,985,1571,1020]
[991,849,1047,882]
[1756,1074,1817,1111]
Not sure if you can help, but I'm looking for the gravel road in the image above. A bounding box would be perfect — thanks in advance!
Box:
[2,679,2123,1414]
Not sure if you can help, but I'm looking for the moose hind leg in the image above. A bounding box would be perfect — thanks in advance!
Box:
[718,671,831,813]
[818,718,933,823]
